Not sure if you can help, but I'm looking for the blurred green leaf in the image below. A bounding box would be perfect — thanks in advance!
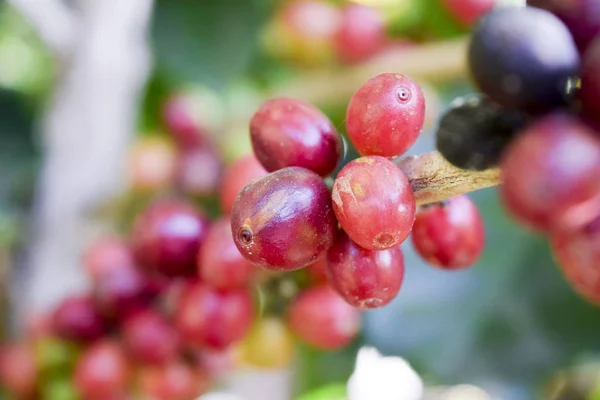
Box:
[35,337,80,379]
[138,71,172,133]
[416,0,466,40]
[295,339,361,395]
[40,378,80,400]
[152,0,271,90]
[297,383,347,400]
[0,88,38,215]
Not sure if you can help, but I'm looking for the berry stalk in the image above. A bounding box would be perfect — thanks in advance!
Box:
[396,151,501,206]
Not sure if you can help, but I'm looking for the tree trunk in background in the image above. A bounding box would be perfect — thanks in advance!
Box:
[9,0,154,321]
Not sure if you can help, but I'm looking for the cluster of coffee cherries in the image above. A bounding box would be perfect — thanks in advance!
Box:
[262,0,494,67]
[0,94,299,399]
[263,0,408,67]
[231,70,486,316]
[436,3,600,304]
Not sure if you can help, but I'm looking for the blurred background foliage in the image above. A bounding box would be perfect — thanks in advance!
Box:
[0,0,598,399]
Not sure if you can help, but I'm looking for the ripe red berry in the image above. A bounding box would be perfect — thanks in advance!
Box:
[83,236,134,281]
[122,310,179,365]
[220,154,268,215]
[250,98,342,177]
[0,343,37,398]
[195,348,236,381]
[176,283,254,350]
[581,38,600,126]
[52,295,108,342]
[25,312,53,340]
[162,93,206,149]
[199,216,256,289]
[411,196,485,269]
[131,199,210,277]
[138,362,208,400]
[327,232,405,309]
[287,285,360,350]
[332,156,416,251]
[346,73,425,158]
[74,341,129,400]
[501,114,600,233]
[93,264,159,319]
[551,216,600,304]
[231,167,337,271]
[334,3,386,64]
[176,145,222,197]
[443,0,494,27]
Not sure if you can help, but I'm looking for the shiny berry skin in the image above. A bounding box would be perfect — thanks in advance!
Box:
[332,156,416,250]
[327,232,405,309]
[131,199,210,277]
[581,38,600,126]
[74,341,130,400]
[199,216,256,289]
[443,0,494,27]
[0,343,37,398]
[436,94,528,171]
[527,0,600,52]
[176,145,222,197]
[122,310,179,365]
[411,196,485,269]
[138,362,208,400]
[175,283,254,350]
[250,98,342,177]
[220,154,268,215]
[231,167,337,271]
[552,216,600,304]
[287,285,360,350]
[346,73,425,158]
[83,236,134,281]
[468,7,580,113]
[501,114,600,233]
[127,137,176,192]
[334,3,386,64]
[93,264,159,319]
[52,295,108,342]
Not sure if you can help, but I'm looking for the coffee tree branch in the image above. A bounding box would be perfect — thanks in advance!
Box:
[397,151,501,205]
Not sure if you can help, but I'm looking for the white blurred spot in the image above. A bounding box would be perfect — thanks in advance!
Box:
[347,347,423,400]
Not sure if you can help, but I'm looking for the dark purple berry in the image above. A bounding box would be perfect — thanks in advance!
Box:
[468,7,580,113]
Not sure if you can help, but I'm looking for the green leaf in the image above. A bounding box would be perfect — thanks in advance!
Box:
[297,383,347,400]
[40,379,80,400]
[294,339,361,395]
[417,0,466,40]
[35,337,80,379]
[152,0,271,89]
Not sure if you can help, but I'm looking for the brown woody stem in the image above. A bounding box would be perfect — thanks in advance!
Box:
[396,151,501,206]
